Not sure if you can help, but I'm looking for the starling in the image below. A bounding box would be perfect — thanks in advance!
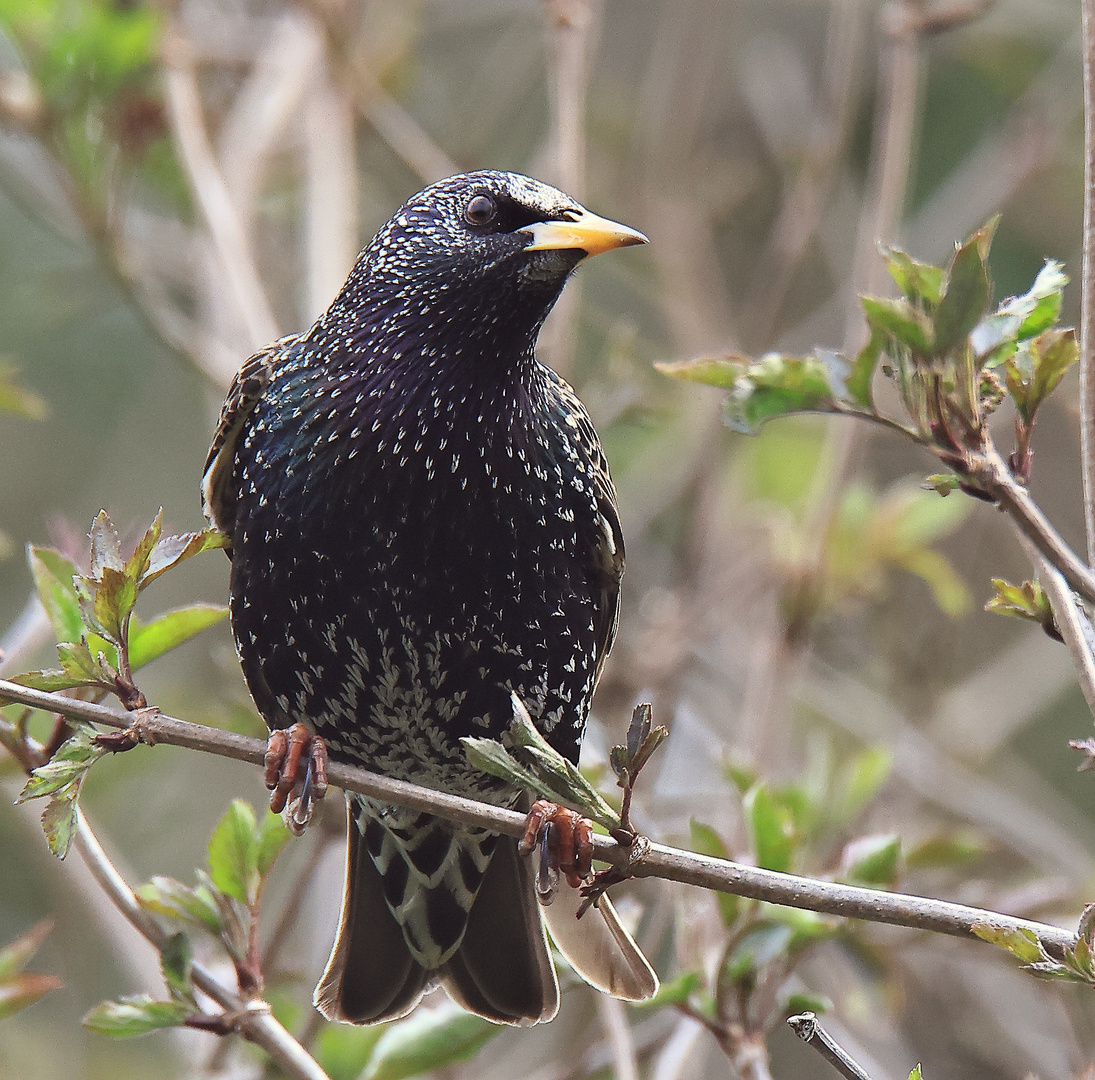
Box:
[202,171,657,1025]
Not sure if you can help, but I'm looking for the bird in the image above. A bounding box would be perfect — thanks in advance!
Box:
[202,170,658,1025]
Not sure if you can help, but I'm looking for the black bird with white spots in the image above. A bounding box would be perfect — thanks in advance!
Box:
[203,170,657,1025]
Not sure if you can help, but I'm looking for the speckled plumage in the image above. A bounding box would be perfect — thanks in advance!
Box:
[203,171,649,1025]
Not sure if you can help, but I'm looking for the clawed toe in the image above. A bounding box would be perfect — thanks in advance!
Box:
[518,798,594,903]
[264,723,328,833]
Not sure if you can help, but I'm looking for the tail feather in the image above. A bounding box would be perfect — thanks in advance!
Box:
[313,802,432,1023]
[541,875,659,1002]
[442,836,559,1024]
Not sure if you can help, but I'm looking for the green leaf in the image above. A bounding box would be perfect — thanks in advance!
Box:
[10,667,100,693]
[905,830,984,869]
[743,784,796,873]
[690,821,738,923]
[128,604,229,670]
[141,528,230,591]
[89,511,124,577]
[1005,328,1078,424]
[315,1024,388,1080]
[909,1066,924,1080]
[834,747,892,826]
[461,737,543,794]
[207,800,260,906]
[846,330,883,408]
[881,246,945,307]
[860,296,934,357]
[993,259,1068,343]
[922,473,962,497]
[135,877,221,932]
[654,355,743,389]
[839,834,901,886]
[362,1003,500,1080]
[985,577,1054,627]
[934,232,991,356]
[255,811,290,877]
[159,933,194,1004]
[28,547,83,643]
[41,792,80,859]
[898,548,972,617]
[971,923,1043,964]
[82,995,190,1037]
[724,924,794,982]
[124,511,163,583]
[17,727,105,803]
[784,991,831,1016]
[639,969,703,1009]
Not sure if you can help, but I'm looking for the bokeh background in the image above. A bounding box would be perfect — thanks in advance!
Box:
[1,0,1093,1078]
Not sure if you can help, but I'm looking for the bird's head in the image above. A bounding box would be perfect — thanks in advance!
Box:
[321,171,647,366]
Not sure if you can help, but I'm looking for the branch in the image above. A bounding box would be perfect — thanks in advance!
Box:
[0,679,1079,959]
[786,1013,876,1080]
[1079,0,1095,565]
[74,811,330,1080]
[971,446,1095,608]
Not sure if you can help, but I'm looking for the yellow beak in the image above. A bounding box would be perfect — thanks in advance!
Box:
[521,208,648,258]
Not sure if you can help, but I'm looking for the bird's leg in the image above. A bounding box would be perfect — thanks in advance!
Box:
[264,724,328,834]
[518,799,594,904]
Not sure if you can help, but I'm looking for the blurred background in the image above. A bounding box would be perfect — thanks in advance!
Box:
[0,0,1093,1077]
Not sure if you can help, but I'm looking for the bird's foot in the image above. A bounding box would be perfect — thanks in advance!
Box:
[518,799,594,904]
[264,724,328,835]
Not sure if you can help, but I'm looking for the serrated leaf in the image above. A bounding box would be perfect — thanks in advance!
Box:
[0,921,53,979]
[995,259,1068,342]
[881,246,945,306]
[128,604,229,670]
[9,668,99,693]
[985,577,1053,626]
[726,352,844,433]
[135,877,221,932]
[41,792,79,858]
[462,737,542,792]
[207,800,259,907]
[27,547,83,643]
[93,565,137,643]
[142,529,230,591]
[89,511,123,577]
[124,511,163,583]
[255,811,290,877]
[159,933,193,1003]
[362,1003,500,1080]
[17,728,105,802]
[934,233,991,356]
[840,834,901,886]
[626,702,653,761]
[861,296,934,356]
[743,784,796,873]
[971,922,1044,964]
[0,971,64,1020]
[82,995,190,1037]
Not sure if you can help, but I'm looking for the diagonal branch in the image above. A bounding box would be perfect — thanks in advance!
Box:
[0,679,1080,959]
[74,811,330,1080]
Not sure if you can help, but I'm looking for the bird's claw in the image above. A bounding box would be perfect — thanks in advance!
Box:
[518,799,594,904]
[265,724,328,834]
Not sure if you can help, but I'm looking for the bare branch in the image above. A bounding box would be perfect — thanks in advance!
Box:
[0,679,1079,958]
[1082,0,1095,565]
[787,1013,877,1080]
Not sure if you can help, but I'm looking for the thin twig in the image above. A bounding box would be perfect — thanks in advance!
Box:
[971,446,1095,607]
[0,680,1079,957]
[74,812,330,1080]
[786,1013,876,1080]
[1081,0,1095,566]
[161,23,280,351]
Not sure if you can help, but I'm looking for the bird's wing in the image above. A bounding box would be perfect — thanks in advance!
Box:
[201,335,299,544]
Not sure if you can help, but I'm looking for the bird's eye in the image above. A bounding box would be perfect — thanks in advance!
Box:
[464,194,497,226]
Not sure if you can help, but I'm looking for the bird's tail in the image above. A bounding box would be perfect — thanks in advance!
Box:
[314,798,559,1024]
